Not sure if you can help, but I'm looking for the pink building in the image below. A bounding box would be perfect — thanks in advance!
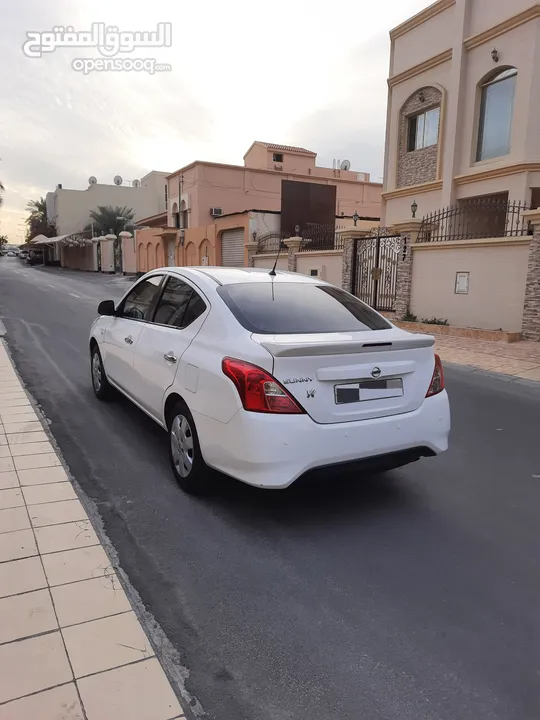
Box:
[166,142,382,232]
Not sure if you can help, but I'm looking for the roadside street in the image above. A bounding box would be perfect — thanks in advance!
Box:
[1,258,539,720]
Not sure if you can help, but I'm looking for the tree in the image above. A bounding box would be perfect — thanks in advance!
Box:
[0,180,4,209]
[85,205,135,236]
[0,234,7,248]
[25,197,56,241]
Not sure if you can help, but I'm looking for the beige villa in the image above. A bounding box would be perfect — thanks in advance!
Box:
[378,0,540,336]
[382,0,540,222]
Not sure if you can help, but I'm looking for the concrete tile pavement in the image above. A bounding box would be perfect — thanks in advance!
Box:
[0,341,184,720]
[433,336,540,381]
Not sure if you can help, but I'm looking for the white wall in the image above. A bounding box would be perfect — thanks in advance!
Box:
[249,211,281,239]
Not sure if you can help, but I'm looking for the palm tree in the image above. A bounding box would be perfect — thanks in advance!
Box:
[25,197,56,241]
[85,206,135,236]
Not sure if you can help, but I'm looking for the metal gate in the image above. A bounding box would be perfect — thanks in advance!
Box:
[221,228,245,267]
[352,228,402,311]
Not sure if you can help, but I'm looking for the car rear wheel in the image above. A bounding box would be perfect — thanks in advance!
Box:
[168,401,210,495]
[91,345,112,400]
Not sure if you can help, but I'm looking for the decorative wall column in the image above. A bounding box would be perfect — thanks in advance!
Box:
[245,241,258,268]
[284,237,302,272]
[388,219,422,320]
[520,210,540,341]
[337,229,369,293]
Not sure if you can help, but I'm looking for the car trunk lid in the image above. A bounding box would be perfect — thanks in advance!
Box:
[252,329,436,424]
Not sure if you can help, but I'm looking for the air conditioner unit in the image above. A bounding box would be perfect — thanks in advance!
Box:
[308,266,325,279]
[210,207,223,217]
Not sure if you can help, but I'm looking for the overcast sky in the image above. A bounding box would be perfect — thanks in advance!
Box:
[0,0,429,242]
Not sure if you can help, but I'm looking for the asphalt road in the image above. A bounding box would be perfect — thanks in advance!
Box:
[1,256,539,720]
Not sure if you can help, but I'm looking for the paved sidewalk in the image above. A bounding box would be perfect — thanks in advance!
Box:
[433,336,540,382]
[0,342,184,719]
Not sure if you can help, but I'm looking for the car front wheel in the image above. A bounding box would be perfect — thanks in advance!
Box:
[168,401,210,495]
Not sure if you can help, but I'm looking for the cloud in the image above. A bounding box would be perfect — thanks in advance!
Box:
[0,0,429,242]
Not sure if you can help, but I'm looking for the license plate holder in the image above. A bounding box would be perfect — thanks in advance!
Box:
[335,378,403,404]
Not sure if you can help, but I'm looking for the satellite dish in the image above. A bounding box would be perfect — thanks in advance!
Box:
[340,159,351,171]
[132,179,141,188]
[88,176,97,185]
[113,175,123,186]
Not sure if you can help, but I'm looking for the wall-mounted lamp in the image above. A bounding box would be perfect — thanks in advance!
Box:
[418,91,425,102]
[252,231,257,243]
[491,47,499,63]
[295,224,300,236]
[353,210,359,226]
[411,200,418,218]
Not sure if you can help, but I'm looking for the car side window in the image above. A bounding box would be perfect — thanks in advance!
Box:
[152,277,207,329]
[182,291,207,327]
[121,275,164,321]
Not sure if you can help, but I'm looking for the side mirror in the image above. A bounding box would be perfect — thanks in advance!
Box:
[98,300,116,316]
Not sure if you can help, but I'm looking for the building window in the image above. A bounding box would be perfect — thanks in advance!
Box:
[407,107,440,151]
[164,184,168,210]
[272,153,283,163]
[530,188,540,210]
[476,68,517,162]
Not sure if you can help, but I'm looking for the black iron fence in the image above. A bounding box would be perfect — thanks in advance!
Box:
[419,199,531,242]
[256,231,289,254]
[299,223,344,252]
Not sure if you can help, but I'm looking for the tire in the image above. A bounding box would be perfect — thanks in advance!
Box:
[91,345,113,401]
[168,400,210,495]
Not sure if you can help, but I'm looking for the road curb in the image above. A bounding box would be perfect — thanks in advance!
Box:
[0,337,202,719]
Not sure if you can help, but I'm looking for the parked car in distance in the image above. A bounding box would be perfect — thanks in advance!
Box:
[27,249,44,266]
[90,267,451,495]
[19,249,29,261]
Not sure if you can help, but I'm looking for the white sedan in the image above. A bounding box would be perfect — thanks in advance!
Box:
[89,267,450,494]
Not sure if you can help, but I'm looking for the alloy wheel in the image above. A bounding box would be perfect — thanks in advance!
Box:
[92,352,102,392]
[170,414,194,478]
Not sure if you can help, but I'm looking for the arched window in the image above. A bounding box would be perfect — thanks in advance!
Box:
[477,67,517,162]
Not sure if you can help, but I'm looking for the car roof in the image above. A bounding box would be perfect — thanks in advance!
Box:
[152,266,325,286]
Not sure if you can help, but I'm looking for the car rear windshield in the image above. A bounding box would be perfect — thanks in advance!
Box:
[217,282,392,334]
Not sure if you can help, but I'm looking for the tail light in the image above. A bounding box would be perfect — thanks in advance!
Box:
[426,354,444,397]
[222,358,305,414]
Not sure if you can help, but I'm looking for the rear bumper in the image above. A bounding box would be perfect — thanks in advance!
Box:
[194,390,450,489]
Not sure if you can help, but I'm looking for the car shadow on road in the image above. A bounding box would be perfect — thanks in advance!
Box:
[202,465,425,533]
[110,392,427,532]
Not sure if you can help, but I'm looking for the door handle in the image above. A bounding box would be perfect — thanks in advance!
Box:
[124,336,133,345]
[164,352,177,363]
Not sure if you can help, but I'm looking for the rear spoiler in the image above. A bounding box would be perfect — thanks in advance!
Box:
[257,334,435,358]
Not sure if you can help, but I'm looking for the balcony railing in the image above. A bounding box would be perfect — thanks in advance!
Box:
[419,199,532,242]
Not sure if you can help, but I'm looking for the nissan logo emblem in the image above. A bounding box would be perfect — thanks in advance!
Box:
[371,367,382,379]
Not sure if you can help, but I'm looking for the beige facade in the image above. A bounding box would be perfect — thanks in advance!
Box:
[46,171,169,237]
[409,238,531,331]
[382,0,540,225]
